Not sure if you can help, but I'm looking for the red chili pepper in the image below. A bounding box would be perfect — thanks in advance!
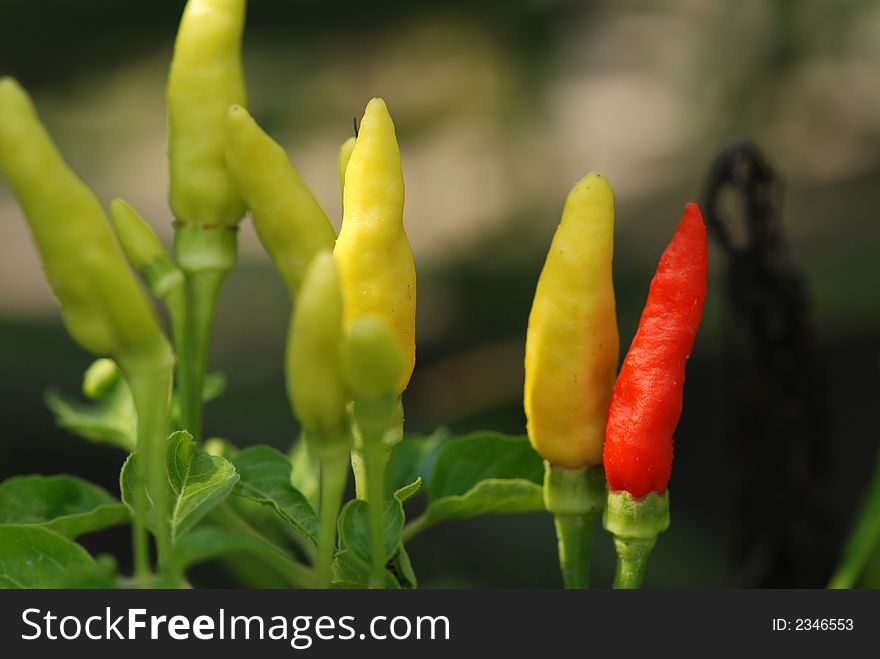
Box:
[603,203,708,498]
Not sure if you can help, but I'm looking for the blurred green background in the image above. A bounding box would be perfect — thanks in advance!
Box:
[1,0,879,587]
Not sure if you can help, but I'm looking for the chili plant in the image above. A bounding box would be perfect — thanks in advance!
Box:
[2,0,812,590]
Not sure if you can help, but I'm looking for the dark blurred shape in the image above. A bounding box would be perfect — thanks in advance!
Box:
[703,141,833,587]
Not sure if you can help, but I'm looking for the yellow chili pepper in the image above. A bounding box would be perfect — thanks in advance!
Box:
[167,0,247,232]
[524,172,619,469]
[333,98,416,394]
[226,105,337,296]
[0,77,168,359]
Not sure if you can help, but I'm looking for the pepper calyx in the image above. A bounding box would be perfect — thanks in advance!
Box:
[543,462,606,516]
[603,489,670,540]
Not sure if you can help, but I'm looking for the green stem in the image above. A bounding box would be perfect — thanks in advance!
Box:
[554,512,597,589]
[543,463,605,589]
[119,342,175,585]
[214,504,314,588]
[603,490,669,590]
[612,536,656,589]
[829,451,880,588]
[173,221,237,445]
[402,513,430,543]
[185,269,226,443]
[165,286,197,435]
[364,438,388,588]
[316,451,349,588]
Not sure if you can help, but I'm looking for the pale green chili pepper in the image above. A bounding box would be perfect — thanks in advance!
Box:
[286,252,348,443]
[167,0,249,443]
[110,199,196,436]
[0,78,166,358]
[168,0,247,238]
[285,252,350,588]
[110,199,184,300]
[0,77,175,586]
[226,105,337,296]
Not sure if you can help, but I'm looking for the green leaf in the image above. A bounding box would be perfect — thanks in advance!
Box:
[389,543,417,589]
[330,549,400,589]
[121,431,239,542]
[0,525,97,588]
[429,431,543,499]
[0,475,129,539]
[388,428,449,493]
[337,497,405,565]
[173,526,284,569]
[405,432,545,539]
[394,477,422,503]
[417,479,543,530]
[232,446,319,544]
[334,486,415,589]
[45,382,136,452]
[57,555,120,588]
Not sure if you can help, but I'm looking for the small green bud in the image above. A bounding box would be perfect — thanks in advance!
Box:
[82,358,120,400]
[109,199,184,299]
[286,252,349,445]
[341,315,405,404]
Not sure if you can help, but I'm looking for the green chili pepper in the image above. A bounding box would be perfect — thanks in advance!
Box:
[110,199,184,300]
[167,0,249,444]
[285,251,351,588]
[168,0,247,239]
[286,252,348,444]
[0,78,166,359]
[0,76,175,586]
[226,105,337,296]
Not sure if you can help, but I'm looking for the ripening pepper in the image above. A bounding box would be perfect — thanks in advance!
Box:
[226,105,337,296]
[0,78,169,360]
[167,0,247,234]
[524,172,619,469]
[333,98,416,395]
[286,252,348,447]
[604,203,708,498]
[602,203,707,589]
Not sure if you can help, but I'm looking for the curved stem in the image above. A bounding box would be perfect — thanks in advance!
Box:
[186,269,226,443]
[554,512,596,589]
[612,536,656,589]
[120,344,175,584]
[829,451,880,588]
[316,451,349,588]
[402,512,429,543]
